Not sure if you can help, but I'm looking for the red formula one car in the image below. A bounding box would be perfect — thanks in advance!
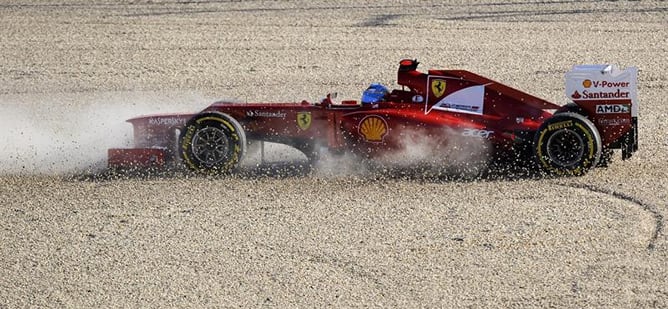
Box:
[108,59,638,176]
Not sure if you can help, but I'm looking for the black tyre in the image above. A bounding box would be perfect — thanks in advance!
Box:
[534,112,601,176]
[179,112,246,173]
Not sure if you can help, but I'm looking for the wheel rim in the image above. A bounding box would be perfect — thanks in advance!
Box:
[546,129,585,167]
[192,127,230,166]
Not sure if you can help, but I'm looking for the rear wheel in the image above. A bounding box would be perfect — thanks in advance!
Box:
[179,112,246,173]
[534,112,601,176]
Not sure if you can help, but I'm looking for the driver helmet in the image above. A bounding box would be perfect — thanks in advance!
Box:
[361,83,388,104]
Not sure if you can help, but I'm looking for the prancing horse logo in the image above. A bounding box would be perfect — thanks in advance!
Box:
[431,79,446,98]
[297,111,312,130]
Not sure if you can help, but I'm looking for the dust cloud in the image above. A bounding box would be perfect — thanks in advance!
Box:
[0,91,210,175]
[0,92,492,178]
[377,127,493,178]
[239,127,493,179]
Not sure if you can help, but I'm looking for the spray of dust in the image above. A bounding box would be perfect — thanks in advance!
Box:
[385,127,491,165]
[298,127,492,179]
[0,91,211,175]
[0,90,492,178]
[312,127,492,179]
[313,149,371,177]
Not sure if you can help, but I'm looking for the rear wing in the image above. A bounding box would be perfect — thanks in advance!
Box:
[565,64,639,159]
[565,64,639,117]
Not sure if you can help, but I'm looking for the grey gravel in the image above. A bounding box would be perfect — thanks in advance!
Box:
[0,1,666,307]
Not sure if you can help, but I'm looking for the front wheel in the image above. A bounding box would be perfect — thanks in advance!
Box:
[179,112,246,173]
[534,112,601,176]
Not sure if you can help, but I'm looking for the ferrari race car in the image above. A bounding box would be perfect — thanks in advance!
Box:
[108,59,639,176]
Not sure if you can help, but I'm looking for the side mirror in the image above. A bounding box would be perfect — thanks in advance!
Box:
[320,92,339,106]
[411,95,424,103]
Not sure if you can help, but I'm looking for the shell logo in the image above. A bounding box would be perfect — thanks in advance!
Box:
[359,115,388,142]
[582,79,592,88]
